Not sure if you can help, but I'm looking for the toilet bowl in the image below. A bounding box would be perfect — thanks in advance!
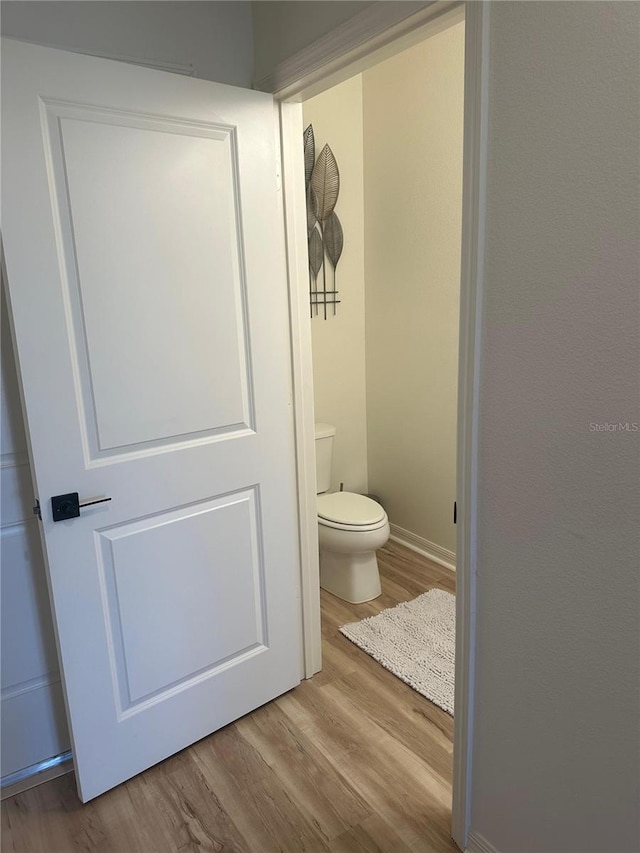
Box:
[316,486,390,604]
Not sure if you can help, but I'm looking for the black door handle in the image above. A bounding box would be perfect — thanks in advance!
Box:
[51,492,112,522]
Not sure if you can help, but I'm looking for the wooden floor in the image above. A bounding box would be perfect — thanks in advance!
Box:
[2,541,457,853]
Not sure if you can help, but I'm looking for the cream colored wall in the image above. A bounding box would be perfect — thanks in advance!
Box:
[303,75,368,494]
[363,22,464,555]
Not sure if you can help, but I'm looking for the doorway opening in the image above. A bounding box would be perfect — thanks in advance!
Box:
[300,12,463,839]
[275,2,487,847]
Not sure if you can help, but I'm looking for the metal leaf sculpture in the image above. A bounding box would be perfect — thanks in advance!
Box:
[303,129,343,318]
[308,228,324,279]
[323,211,343,317]
[303,124,315,189]
[323,211,343,270]
[310,144,340,223]
[306,185,318,236]
[308,227,324,317]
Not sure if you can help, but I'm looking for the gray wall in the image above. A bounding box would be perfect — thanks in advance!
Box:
[473,3,639,851]
[1,1,254,86]
[252,1,375,83]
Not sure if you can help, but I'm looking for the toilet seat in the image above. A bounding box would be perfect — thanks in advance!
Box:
[317,491,387,532]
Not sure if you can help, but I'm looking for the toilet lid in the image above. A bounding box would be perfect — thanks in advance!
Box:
[317,492,385,526]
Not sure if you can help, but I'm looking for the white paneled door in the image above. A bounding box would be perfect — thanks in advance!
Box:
[1,39,301,801]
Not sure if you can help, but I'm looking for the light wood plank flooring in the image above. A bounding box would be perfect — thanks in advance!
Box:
[2,541,456,853]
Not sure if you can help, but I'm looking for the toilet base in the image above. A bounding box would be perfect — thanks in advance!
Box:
[319,548,382,604]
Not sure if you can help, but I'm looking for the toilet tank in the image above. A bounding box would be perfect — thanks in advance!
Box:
[315,423,336,494]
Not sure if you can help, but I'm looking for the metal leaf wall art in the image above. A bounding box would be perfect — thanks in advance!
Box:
[306,186,318,236]
[323,212,344,269]
[303,124,315,189]
[304,125,343,318]
[308,229,324,292]
[310,144,340,223]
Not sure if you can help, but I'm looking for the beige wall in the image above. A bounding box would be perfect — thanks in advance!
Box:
[303,75,368,494]
[363,22,464,555]
[303,25,463,553]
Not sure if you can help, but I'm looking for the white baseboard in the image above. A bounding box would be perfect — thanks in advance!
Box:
[389,523,456,572]
[1,751,73,800]
[466,832,499,853]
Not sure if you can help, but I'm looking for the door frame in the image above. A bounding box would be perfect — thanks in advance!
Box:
[267,2,489,849]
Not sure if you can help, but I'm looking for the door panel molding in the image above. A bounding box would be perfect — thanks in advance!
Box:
[96,487,268,715]
[41,99,255,461]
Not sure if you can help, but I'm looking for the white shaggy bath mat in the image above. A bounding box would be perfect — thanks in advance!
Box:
[340,589,455,715]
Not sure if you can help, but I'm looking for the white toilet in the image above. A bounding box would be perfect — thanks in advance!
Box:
[315,423,390,603]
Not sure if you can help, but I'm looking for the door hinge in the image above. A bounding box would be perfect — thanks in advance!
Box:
[453,500,457,524]
[33,499,42,520]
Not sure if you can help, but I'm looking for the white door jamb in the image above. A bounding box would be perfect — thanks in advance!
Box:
[278,100,322,678]
[452,3,489,848]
